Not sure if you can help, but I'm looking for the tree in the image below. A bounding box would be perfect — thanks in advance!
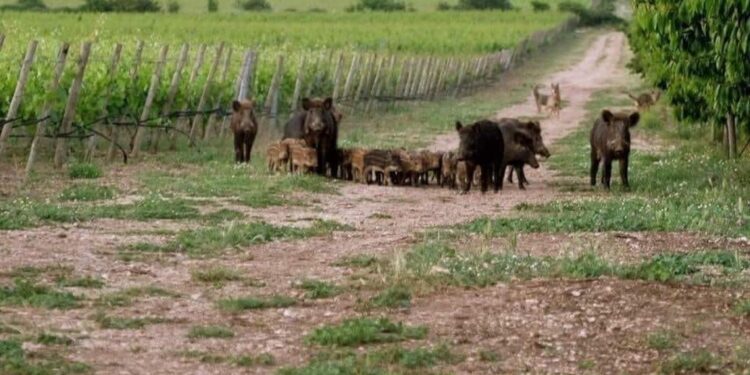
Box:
[207,0,218,12]
[456,0,511,10]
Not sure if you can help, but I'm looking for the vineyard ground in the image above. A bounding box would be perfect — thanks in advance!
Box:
[1,28,750,374]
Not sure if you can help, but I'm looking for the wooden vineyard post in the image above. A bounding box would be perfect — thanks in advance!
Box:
[396,58,411,100]
[151,43,189,151]
[0,35,5,53]
[454,60,466,97]
[331,52,344,101]
[365,56,384,113]
[25,43,69,178]
[169,43,206,149]
[109,41,145,160]
[131,45,170,157]
[54,42,92,168]
[341,54,360,104]
[0,40,38,160]
[204,46,233,140]
[263,54,285,119]
[290,56,306,112]
[189,42,224,142]
[84,43,123,161]
[407,58,423,99]
[221,50,252,139]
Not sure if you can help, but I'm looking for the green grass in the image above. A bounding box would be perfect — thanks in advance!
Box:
[181,350,275,367]
[366,284,412,309]
[0,339,90,374]
[660,350,719,374]
[306,317,427,347]
[0,279,80,309]
[647,330,678,351]
[734,300,750,316]
[191,266,244,285]
[36,333,74,346]
[96,286,178,307]
[479,349,501,362]
[59,184,116,202]
[296,279,341,299]
[332,254,383,269]
[67,163,102,179]
[187,325,235,339]
[217,295,296,312]
[57,276,105,289]
[93,312,170,330]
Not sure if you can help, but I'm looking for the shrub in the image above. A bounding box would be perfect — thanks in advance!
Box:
[456,0,511,10]
[530,1,549,12]
[68,162,102,179]
[167,0,180,12]
[236,0,270,11]
[0,0,47,11]
[81,0,161,12]
[207,0,217,12]
[347,0,407,12]
[436,1,453,10]
[558,1,621,26]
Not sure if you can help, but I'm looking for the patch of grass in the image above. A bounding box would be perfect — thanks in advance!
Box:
[479,349,501,362]
[306,318,427,347]
[233,353,275,367]
[660,350,719,374]
[59,184,115,201]
[187,325,235,339]
[129,194,201,220]
[0,279,80,309]
[366,285,412,309]
[166,220,351,257]
[96,286,178,308]
[734,300,750,316]
[93,312,170,330]
[1,265,74,282]
[619,252,749,283]
[296,279,341,300]
[217,295,296,313]
[0,339,90,374]
[68,162,102,179]
[647,330,678,351]
[332,254,382,269]
[57,276,105,289]
[578,359,596,370]
[36,333,74,346]
[368,213,392,219]
[191,266,243,285]
[202,209,244,223]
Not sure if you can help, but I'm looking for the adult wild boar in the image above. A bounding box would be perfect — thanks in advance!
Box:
[503,131,540,190]
[455,120,505,193]
[230,99,259,163]
[590,110,640,189]
[282,97,339,176]
[498,118,550,185]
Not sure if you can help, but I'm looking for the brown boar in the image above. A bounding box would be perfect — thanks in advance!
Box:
[590,110,640,189]
[282,97,339,176]
[419,150,443,185]
[266,141,289,173]
[230,99,259,163]
[392,149,427,186]
[288,141,318,174]
[441,151,458,189]
[498,118,550,185]
[455,120,505,193]
[363,149,401,185]
[504,131,540,190]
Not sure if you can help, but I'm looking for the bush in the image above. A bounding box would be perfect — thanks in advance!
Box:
[68,162,102,179]
[0,0,47,11]
[167,0,180,12]
[236,0,270,11]
[456,0,511,10]
[207,0,217,11]
[347,0,407,12]
[558,1,621,26]
[81,0,161,12]
[530,1,549,12]
[436,1,453,10]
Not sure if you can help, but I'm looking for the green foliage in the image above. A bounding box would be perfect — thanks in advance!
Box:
[191,266,243,284]
[558,0,620,26]
[0,339,90,374]
[67,163,102,179]
[531,0,549,11]
[80,0,160,11]
[206,0,216,11]
[0,279,80,309]
[187,325,235,339]
[236,0,270,11]
[457,0,511,10]
[647,330,678,351]
[93,312,169,329]
[217,295,296,312]
[167,0,180,12]
[36,333,74,346]
[96,286,177,307]
[735,300,750,317]
[306,318,427,347]
[347,0,407,12]
[660,350,718,374]
[57,276,105,289]
[0,0,47,10]
[59,184,115,202]
[332,254,382,268]
[297,279,341,299]
[367,285,412,308]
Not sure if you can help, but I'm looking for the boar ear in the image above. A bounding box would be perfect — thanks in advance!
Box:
[455,121,463,131]
[232,100,242,112]
[629,112,640,127]
[601,110,614,123]
[323,97,333,110]
[301,98,311,111]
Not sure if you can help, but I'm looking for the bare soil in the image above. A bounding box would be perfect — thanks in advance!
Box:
[1,31,748,374]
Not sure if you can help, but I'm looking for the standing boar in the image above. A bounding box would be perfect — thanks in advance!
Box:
[392,149,427,186]
[282,97,339,177]
[498,118,550,185]
[230,99,259,163]
[455,120,505,193]
[419,151,443,185]
[266,141,289,173]
[364,149,401,185]
[503,131,540,190]
[288,140,318,174]
[590,110,640,189]
[441,151,458,189]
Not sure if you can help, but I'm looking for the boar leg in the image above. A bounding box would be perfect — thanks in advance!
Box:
[619,157,629,188]
[493,163,503,193]
[480,163,490,193]
[506,165,515,183]
[515,165,526,190]
[233,133,244,163]
[244,132,255,163]
[602,158,613,189]
[462,163,476,194]
[590,149,600,186]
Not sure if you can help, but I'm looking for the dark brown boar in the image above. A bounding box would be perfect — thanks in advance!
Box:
[590,110,640,189]
[504,131,540,190]
[230,99,259,163]
[455,120,505,193]
[498,118,550,185]
[419,150,443,185]
[363,149,401,185]
[282,97,339,177]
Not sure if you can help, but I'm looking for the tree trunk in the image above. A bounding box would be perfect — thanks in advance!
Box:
[727,113,737,159]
